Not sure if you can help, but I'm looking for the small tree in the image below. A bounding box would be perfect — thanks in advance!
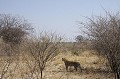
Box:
[80,12,120,79]
[75,35,83,42]
[26,32,62,79]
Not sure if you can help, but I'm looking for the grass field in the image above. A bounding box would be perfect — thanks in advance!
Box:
[0,50,114,79]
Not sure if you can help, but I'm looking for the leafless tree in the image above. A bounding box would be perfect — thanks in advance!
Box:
[0,42,19,79]
[80,12,120,79]
[0,14,33,79]
[25,32,62,79]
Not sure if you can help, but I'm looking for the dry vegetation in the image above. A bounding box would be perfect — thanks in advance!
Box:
[0,49,114,79]
[0,13,119,79]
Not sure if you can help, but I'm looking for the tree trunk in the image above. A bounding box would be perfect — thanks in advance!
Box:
[116,72,120,79]
[40,70,43,79]
[114,72,120,79]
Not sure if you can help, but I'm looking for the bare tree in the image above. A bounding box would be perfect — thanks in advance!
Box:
[0,42,19,79]
[80,12,120,79]
[25,32,62,79]
[0,14,33,79]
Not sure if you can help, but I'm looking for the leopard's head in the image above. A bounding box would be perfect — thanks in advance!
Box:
[62,58,66,61]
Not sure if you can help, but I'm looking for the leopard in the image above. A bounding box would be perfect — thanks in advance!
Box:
[62,58,82,72]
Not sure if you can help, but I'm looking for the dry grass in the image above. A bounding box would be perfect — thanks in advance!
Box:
[44,50,113,79]
[0,50,114,79]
